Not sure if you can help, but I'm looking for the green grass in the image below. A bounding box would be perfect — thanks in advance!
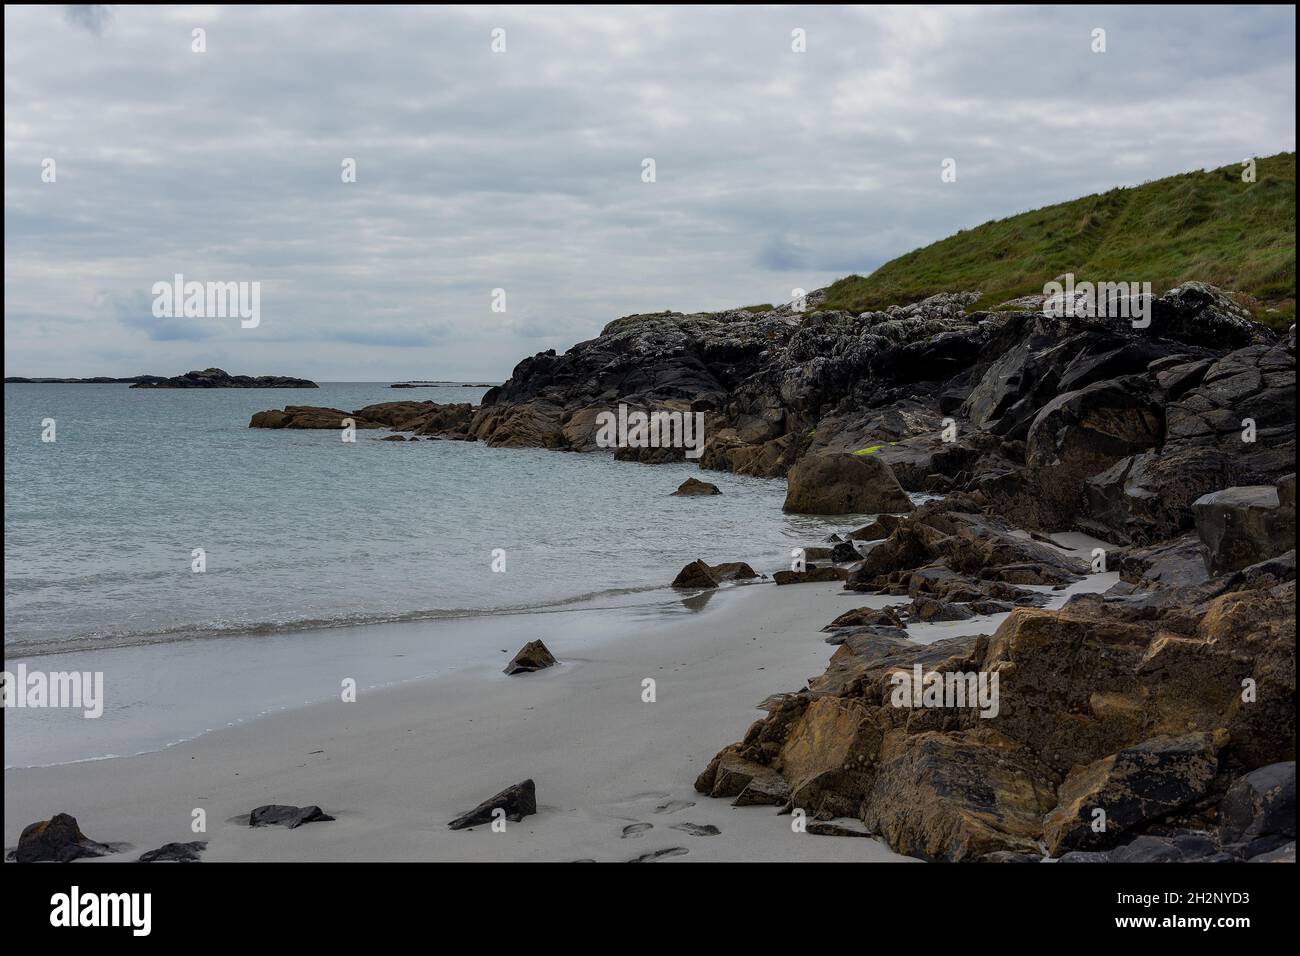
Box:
[818,153,1296,329]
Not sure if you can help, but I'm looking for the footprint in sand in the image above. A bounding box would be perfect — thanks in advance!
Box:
[621,823,653,839]
[669,822,720,837]
[628,846,689,863]
[653,799,695,814]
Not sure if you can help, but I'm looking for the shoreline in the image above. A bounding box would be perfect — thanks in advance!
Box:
[5,579,918,862]
[4,531,1116,862]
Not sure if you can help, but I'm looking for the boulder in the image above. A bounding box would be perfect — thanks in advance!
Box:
[824,605,907,630]
[1218,761,1296,848]
[14,813,114,862]
[448,779,537,829]
[671,477,721,496]
[138,841,207,863]
[773,565,849,585]
[1042,732,1224,855]
[503,639,557,675]
[671,559,720,589]
[782,453,914,516]
[248,805,335,829]
[1018,376,1165,530]
[1194,485,1290,574]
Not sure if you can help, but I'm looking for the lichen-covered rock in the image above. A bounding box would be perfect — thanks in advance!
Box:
[1042,732,1224,855]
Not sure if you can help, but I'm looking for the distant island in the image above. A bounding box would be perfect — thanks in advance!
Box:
[6,368,318,388]
[130,368,318,388]
[6,375,164,384]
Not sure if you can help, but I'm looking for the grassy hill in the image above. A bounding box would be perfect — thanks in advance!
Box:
[819,152,1296,328]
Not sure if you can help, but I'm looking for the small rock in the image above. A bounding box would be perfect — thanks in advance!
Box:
[671,477,721,496]
[503,639,557,675]
[138,841,207,863]
[248,805,335,829]
[448,779,537,830]
[672,559,720,589]
[669,823,720,836]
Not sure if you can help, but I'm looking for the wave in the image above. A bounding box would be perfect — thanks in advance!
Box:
[2,582,678,659]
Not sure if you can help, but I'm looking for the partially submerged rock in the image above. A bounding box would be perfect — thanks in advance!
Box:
[503,639,558,675]
[672,559,720,589]
[672,477,722,496]
[448,779,537,829]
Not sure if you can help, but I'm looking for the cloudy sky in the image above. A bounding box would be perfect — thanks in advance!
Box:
[4,5,1295,380]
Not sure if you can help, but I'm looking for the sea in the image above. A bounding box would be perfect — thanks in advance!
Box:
[4,382,860,767]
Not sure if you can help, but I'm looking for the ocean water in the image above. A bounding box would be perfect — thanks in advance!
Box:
[4,382,860,765]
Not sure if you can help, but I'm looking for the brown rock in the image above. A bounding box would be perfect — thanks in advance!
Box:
[672,477,722,496]
[783,453,915,516]
[503,640,557,675]
[671,559,720,589]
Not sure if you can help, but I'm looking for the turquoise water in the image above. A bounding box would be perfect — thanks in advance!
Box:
[4,383,844,658]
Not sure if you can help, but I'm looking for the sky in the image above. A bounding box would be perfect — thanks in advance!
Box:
[4,4,1296,381]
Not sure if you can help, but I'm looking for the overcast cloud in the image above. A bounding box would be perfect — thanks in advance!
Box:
[4,4,1295,380]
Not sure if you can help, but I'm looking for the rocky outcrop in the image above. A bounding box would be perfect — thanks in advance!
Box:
[503,640,557,675]
[782,453,914,515]
[250,400,475,438]
[695,560,1295,861]
[133,367,318,388]
[448,779,537,829]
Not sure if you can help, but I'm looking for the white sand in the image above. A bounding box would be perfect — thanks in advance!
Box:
[4,581,918,862]
[5,537,1114,863]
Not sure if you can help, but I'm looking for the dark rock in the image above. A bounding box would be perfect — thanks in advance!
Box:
[1043,732,1224,855]
[133,367,318,388]
[503,639,558,675]
[1218,761,1296,846]
[248,805,335,829]
[1194,485,1291,574]
[823,605,906,630]
[15,813,114,862]
[448,779,537,830]
[138,841,207,863]
[773,565,849,585]
[672,559,720,589]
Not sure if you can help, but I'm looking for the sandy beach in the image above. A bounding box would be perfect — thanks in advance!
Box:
[4,581,909,862]
[4,533,1117,864]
